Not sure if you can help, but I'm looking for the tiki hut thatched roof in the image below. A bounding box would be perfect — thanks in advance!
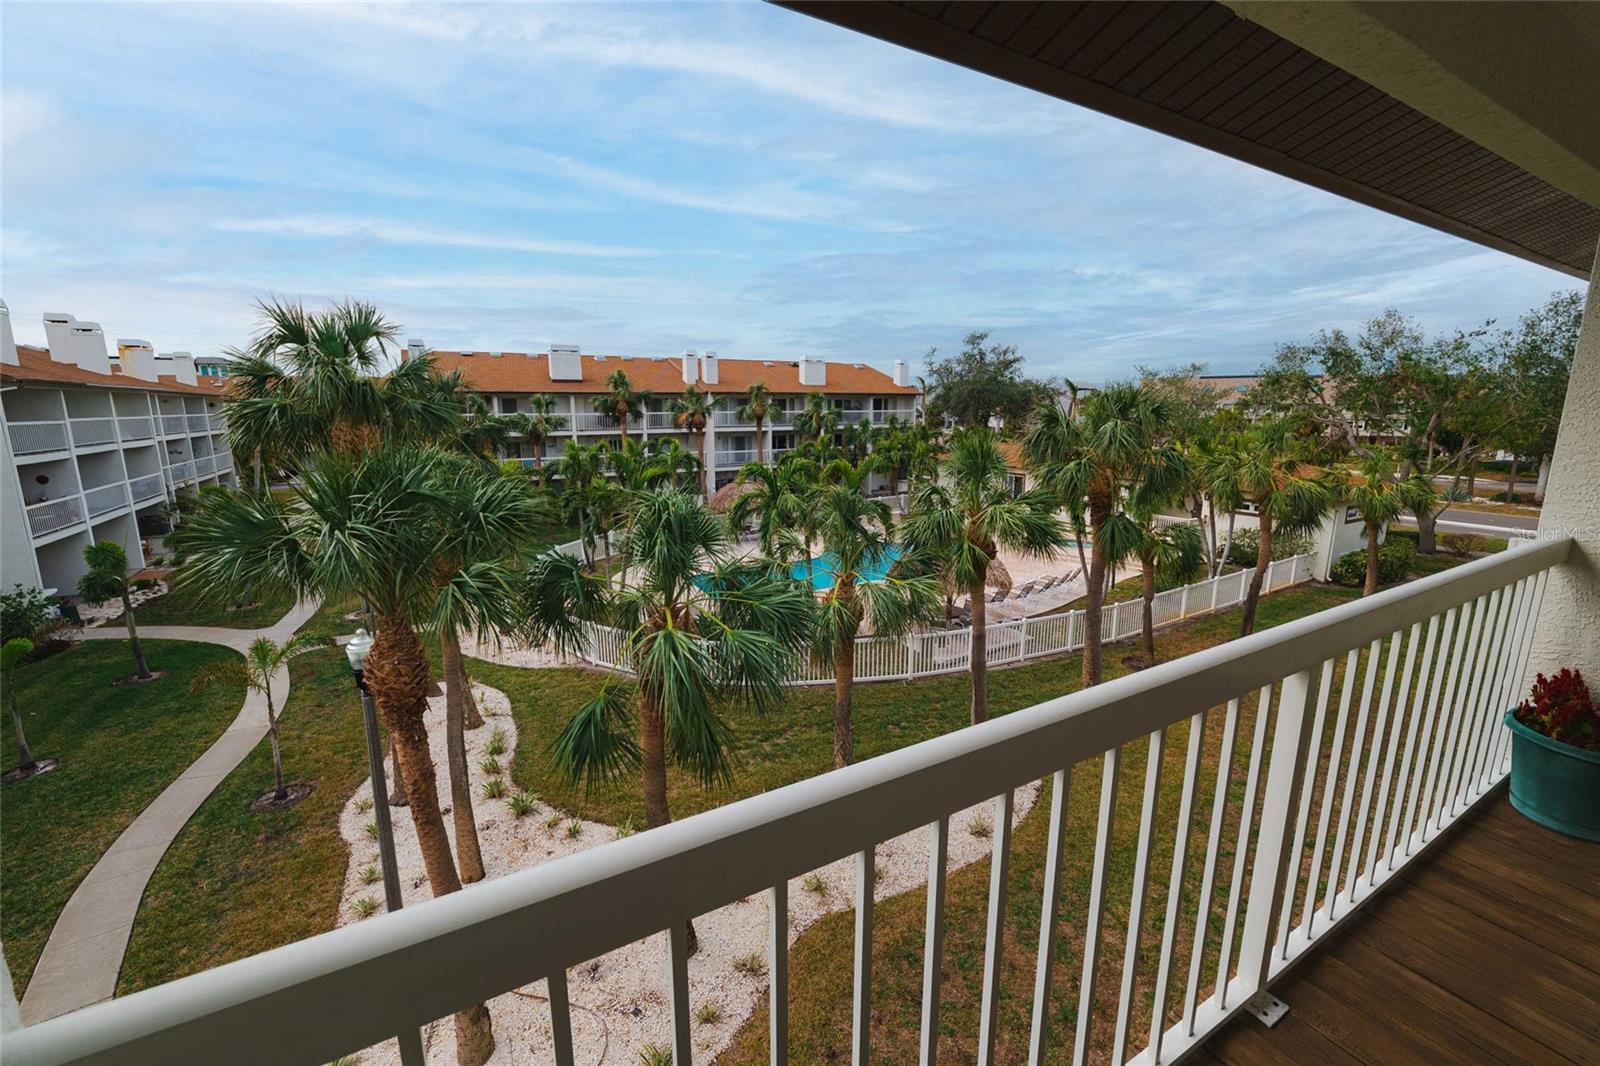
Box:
[985,556,1013,598]
[707,478,754,515]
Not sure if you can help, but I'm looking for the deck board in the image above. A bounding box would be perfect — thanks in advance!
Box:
[1203,792,1600,1066]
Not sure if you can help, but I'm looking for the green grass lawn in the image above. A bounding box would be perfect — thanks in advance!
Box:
[0,640,245,994]
[118,646,368,995]
[129,585,298,629]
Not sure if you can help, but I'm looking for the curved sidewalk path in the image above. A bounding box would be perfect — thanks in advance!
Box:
[18,598,321,1025]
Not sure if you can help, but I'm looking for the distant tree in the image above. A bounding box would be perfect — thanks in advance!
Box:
[2,638,39,774]
[594,370,649,449]
[1494,291,1585,502]
[1345,450,1437,596]
[903,427,1063,723]
[190,634,330,801]
[729,459,814,559]
[791,392,842,444]
[511,394,568,469]
[1130,519,1206,664]
[924,332,1053,430]
[1228,421,1338,635]
[77,541,153,680]
[1,584,60,646]
[670,386,717,488]
[737,383,775,463]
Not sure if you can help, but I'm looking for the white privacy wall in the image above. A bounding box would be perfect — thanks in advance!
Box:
[1529,250,1600,684]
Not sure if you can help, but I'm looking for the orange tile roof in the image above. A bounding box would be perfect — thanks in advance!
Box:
[998,439,1027,471]
[2,346,228,397]
[426,351,918,397]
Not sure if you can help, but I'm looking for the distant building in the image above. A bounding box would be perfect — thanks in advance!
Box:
[2,303,234,595]
[193,355,231,378]
[427,344,920,493]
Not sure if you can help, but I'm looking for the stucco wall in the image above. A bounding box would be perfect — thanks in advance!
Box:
[1527,251,1600,685]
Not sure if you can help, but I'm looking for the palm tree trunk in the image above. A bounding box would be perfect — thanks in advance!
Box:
[1504,457,1519,502]
[969,577,988,724]
[1141,554,1157,665]
[640,694,671,829]
[387,730,408,806]
[121,592,153,679]
[755,416,765,464]
[441,630,486,884]
[9,688,36,772]
[1364,521,1382,596]
[535,437,545,468]
[266,692,286,800]
[1217,512,1237,579]
[1082,504,1109,687]
[1206,500,1219,575]
[1466,459,1479,498]
[1417,503,1439,554]
[833,636,855,767]
[1074,525,1089,583]
[1240,514,1272,637]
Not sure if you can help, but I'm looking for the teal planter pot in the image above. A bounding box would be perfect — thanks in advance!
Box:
[1504,711,1600,842]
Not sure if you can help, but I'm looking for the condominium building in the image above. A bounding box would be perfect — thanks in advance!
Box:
[0,302,236,596]
[426,344,921,492]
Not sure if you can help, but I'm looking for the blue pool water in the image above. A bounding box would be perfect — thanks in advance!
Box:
[791,545,904,591]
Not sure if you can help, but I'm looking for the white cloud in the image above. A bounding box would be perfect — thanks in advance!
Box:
[211,215,657,259]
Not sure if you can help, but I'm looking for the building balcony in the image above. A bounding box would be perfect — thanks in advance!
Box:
[187,414,210,434]
[25,496,85,538]
[8,420,69,457]
[3,537,1581,1066]
[116,416,155,442]
[160,415,188,437]
[127,473,167,506]
[69,417,118,449]
[82,482,130,519]
[714,448,757,467]
[165,461,195,485]
[194,455,216,477]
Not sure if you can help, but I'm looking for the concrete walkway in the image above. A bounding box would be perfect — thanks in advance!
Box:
[18,598,321,1025]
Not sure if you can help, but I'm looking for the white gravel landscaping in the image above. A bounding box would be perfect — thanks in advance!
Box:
[337,678,1039,1065]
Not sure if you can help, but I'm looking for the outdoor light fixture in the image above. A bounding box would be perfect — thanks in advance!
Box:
[345,627,372,679]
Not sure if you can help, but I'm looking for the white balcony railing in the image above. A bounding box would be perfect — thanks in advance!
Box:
[128,473,167,505]
[160,415,188,436]
[166,461,195,484]
[83,482,130,518]
[209,413,226,430]
[568,411,619,433]
[644,411,678,430]
[194,455,216,476]
[714,449,758,467]
[116,416,155,441]
[8,420,69,456]
[214,452,234,474]
[25,497,85,538]
[188,414,210,433]
[70,418,118,448]
[1,538,1570,1066]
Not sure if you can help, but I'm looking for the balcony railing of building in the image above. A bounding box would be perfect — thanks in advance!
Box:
[1,538,1569,1066]
[644,411,680,430]
[187,414,210,434]
[166,461,195,485]
[8,421,69,457]
[128,473,167,505]
[214,453,234,474]
[209,413,226,431]
[25,497,85,539]
[82,483,131,519]
[160,415,188,436]
[570,411,618,433]
[194,455,216,477]
[116,416,155,442]
[714,449,758,468]
[69,418,119,448]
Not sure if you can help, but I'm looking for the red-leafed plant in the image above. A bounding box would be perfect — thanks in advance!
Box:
[1515,668,1600,752]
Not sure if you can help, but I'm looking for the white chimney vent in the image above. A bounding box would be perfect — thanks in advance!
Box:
[118,339,159,381]
[893,359,910,387]
[70,320,111,375]
[549,344,583,381]
[405,339,426,362]
[167,351,198,385]
[700,350,719,385]
[489,351,503,358]
[799,356,826,388]
[0,300,16,366]
[682,349,699,385]
[43,313,78,367]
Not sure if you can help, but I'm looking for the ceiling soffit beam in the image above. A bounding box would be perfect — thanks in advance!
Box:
[1227,1,1600,210]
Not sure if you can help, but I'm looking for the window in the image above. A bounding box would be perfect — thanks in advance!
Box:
[500,397,519,414]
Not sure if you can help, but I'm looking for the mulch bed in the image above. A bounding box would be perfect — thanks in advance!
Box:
[247,781,314,814]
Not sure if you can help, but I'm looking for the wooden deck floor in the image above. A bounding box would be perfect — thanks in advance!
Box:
[1197,790,1600,1066]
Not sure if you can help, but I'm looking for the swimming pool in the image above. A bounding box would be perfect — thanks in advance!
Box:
[790,545,904,591]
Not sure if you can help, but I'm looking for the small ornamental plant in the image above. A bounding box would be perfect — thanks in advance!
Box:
[1515,669,1599,752]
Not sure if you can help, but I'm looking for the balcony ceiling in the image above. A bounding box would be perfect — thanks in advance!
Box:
[780,1,1600,279]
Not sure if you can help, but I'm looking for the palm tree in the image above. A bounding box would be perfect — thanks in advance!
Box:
[526,489,812,824]
[1230,420,1339,635]
[176,444,515,1065]
[190,634,331,801]
[1130,518,1206,665]
[593,370,648,449]
[1024,383,1187,687]
[1196,433,1248,578]
[550,440,611,567]
[222,299,460,475]
[77,541,153,680]
[1346,449,1437,596]
[810,459,941,765]
[792,391,841,445]
[729,458,814,558]
[903,427,1064,723]
[517,394,568,469]
[670,386,717,489]
[737,383,774,463]
[2,638,39,774]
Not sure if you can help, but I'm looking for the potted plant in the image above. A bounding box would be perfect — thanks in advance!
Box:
[1505,668,1600,841]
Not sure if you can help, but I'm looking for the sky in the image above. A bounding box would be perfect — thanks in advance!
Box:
[0,1,1578,383]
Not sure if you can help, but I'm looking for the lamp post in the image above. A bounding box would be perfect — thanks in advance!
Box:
[346,629,426,1066]
[345,629,404,912]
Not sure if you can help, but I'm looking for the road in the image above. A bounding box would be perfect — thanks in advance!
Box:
[1394,507,1538,537]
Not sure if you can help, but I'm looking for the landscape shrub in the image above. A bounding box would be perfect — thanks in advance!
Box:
[1331,536,1415,587]
[1224,527,1313,566]
[1,584,58,645]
